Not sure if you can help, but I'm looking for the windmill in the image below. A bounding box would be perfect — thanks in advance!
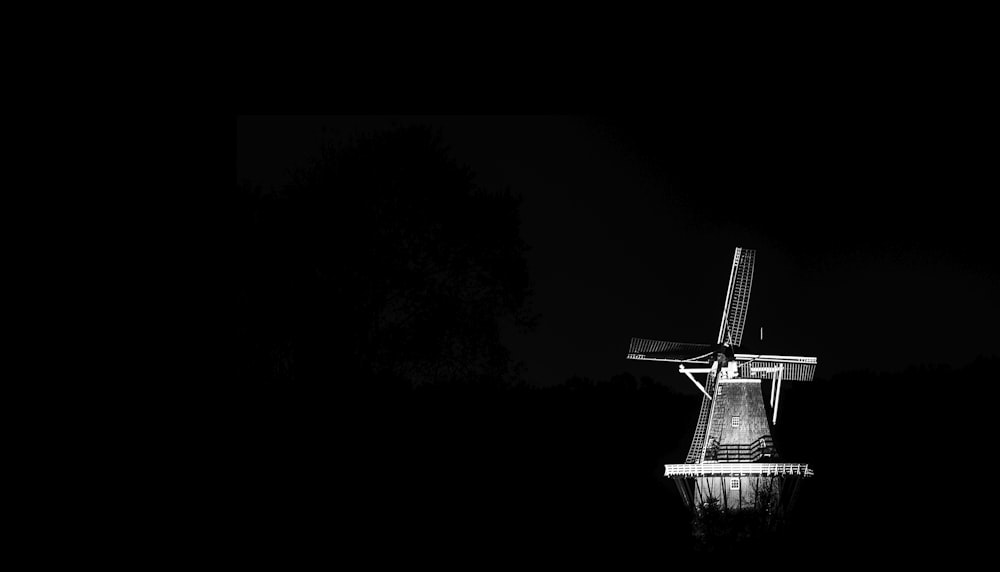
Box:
[627,247,817,517]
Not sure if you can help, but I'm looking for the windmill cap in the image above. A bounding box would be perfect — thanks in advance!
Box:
[710,342,736,360]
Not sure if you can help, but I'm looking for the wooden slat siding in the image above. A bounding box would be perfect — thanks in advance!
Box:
[704,439,768,462]
[712,437,775,462]
[702,380,775,462]
[718,382,771,447]
[692,475,793,510]
[703,383,727,459]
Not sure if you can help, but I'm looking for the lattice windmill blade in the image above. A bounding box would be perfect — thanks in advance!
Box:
[716,247,756,348]
[734,354,818,382]
[626,338,713,363]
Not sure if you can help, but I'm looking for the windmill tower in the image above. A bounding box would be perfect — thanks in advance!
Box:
[627,247,817,519]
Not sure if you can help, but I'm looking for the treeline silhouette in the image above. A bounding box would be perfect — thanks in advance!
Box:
[242,359,994,564]
[232,124,989,564]
[229,125,535,397]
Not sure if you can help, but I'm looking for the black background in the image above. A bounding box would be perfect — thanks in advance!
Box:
[234,112,994,564]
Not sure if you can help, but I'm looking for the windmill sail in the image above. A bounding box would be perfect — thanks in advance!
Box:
[735,354,818,382]
[625,246,819,517]
[626,338,713,363]
[716,247,755,348]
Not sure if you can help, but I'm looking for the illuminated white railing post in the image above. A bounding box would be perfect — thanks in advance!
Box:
[772,364,784,425]
[769,368,777,407]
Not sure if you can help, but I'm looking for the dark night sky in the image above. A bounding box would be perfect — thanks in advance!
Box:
[236,115,997,392]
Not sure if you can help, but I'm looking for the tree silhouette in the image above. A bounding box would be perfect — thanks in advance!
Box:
[231,125,535,392]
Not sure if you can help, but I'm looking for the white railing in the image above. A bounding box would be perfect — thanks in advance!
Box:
[664,462,814,477]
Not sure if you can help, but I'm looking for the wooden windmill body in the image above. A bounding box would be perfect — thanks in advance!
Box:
[627,248,817,517]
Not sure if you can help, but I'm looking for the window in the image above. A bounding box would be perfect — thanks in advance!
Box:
[729,478,740,490]
[731,416,740,428]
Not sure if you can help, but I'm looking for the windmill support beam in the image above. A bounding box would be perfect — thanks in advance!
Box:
[678,363,718,400]
[749,365,788,420]
[679,365,713,400]
[772,364,784,425]
[770,371,777,407]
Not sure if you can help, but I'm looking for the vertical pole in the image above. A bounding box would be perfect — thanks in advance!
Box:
[738,476,743,510]
[772,364,784,425]
[753,477,760,512]
[788,476,803,514]
[769,369,777,407]
[675,478,692,510]
[721,477,727,511]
